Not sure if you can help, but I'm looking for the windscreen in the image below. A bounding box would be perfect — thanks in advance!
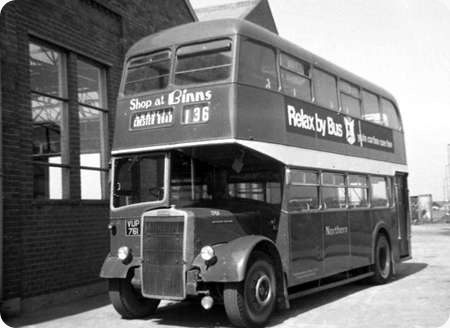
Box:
[113,154,165,207]
[124,50,171,95]
[175,39,232,85]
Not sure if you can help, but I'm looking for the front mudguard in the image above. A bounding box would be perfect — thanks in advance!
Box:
[99,254,140,279]
[191,235,278,282]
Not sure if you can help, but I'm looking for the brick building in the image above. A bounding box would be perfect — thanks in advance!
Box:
[0,0,195,315]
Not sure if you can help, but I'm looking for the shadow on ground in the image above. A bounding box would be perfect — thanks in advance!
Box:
[144,262,428,328]
[4,262,427,328]
[3,293,111,328]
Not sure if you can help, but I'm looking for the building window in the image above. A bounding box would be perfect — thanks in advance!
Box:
[30,41,109,200]
[30,42,69,199]
[77,59,108,199]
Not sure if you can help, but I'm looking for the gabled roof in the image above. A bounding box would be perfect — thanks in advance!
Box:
[193,0,277,34]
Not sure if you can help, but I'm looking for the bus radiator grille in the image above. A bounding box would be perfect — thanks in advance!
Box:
[141,217,185,299]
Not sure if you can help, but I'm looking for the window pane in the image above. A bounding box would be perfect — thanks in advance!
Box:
[29,43,65,97]
[113,155,165,207]
[348,175,367,187]
[349,187,368,208]
[33,162,65,199]
[370,176,388,207]
[314,69,338,110]
[124,51,171,95]
[322,186,346,209]
[290,170,318,185]
[280,53,309,76]
[341,93,361,117]
[381,98,401,130]
[79,106,103,168]
[340,80,359,97]
[175,41,232,85]
[239,40,278,90]
[281,70,311,100]
[81,169,105,199]
[77,60,103,108]
[362,91,384,125]
[322,172,345,186]
[32,94,64,158]
[288,185,319,210]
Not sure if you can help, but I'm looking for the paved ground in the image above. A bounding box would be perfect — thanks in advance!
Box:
[3,224,450,328]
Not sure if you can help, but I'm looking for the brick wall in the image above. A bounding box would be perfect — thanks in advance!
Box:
[0,0,193,300]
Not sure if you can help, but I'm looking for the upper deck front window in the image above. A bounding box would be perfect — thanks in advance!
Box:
[175,39,232,85]
[124,50,171,95]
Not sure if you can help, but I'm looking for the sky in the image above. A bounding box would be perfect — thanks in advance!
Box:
[0,0,449,200]
[192,0,450,201]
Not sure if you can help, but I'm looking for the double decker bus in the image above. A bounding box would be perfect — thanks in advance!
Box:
[100,18,411,327]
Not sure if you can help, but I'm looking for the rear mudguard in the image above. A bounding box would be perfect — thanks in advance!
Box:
[99,254,140,279]
[191,235,280,282]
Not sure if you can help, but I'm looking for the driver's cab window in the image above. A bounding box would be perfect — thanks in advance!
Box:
[238,39,278,90]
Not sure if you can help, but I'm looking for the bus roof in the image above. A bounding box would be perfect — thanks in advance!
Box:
[127,19,397,103]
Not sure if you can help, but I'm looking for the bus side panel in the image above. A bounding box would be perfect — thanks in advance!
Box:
[370,208,395,250]
[235,85,292,146]
[348,209,372,268]
[288,212,323,285]
[322,211,351,276]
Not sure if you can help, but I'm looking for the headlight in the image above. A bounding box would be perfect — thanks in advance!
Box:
[200,245,215,261]
[118,246,131,261]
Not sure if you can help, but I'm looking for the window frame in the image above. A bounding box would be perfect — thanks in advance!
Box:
[369,175,390,208]
[312,68,339,111]
[279,52,312,101]
[380,97,402,131]
[77,57,109,200]
[286,168,320,212]
[320,171,347,210]
[237,37,279,91]
[30,40,70,200]
[339,79,362,118]
[174,38,234,87]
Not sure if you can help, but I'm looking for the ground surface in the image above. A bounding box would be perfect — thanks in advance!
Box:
[3,224,450,328]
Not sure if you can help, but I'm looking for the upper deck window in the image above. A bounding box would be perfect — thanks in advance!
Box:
[280,53,311,100]
[313,69,338,110]
[239,39,278,90]
[175,39,232,85]
[340,80,361,118]
[381,98,401,130]
[124,50,171,95]
[362,90,385,125]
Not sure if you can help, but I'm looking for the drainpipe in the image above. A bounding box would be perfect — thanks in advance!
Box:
[0,39,3,303]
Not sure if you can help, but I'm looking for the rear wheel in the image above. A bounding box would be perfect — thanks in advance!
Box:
[224,252,276,328]
[371,234,393,284]
[109,276,160,319]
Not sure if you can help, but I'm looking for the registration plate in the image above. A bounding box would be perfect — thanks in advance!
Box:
[126,219,141,236]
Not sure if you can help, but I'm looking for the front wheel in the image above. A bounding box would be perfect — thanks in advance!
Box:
[109,277,160,319]
[371,234,393,284]
[224,252,276,328]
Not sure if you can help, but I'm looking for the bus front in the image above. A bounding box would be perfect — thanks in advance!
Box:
[101,24,284,327]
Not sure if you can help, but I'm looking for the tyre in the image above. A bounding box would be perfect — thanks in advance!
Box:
[224,252,276,328]
[371,234,393,284]
[109,277,160,319]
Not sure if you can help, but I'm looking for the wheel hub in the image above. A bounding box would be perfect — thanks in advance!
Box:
[254,274,272,306]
